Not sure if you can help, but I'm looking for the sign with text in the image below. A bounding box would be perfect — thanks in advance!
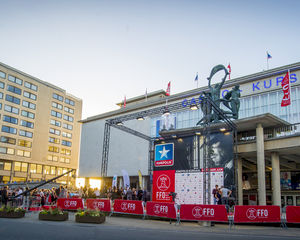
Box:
[57,198,84,210]
[286,206,300,223]
[146,201,176,219]
[180,204,228,222]
[234,205,281,223]
[86,199,111,212]
[152,170,175,202]
[113,200,144,215]
[155,143,174,167]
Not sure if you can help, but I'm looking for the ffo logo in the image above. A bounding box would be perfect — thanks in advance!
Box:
[64,200,77,208]
[121,202,136,211]
[157,174,170,191]
[93,201,105,209]
[192,207,215,218]
[154,204,168,215]
[246,208,269,220]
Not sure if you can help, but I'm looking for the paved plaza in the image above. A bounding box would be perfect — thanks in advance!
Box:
[0,212,300,240]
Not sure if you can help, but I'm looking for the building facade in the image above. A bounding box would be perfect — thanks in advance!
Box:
[0,62,82,185]
[79,62,300,206]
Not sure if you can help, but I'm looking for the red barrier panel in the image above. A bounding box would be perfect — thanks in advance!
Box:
[57,198,84,210]
[113,200,144,215]
[234,205,281,223]
[86,199,111,212]
[286,206,300,223]
[180,204,228,222]
[146,201,177,219]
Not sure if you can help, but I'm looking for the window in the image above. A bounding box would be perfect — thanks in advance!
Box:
[65,98,75,106]
[8,75,23,85]
[60,157,71,164]
[17,150,31,158]
[21,110,35,119]
[0,71,6,79]
[2,125,17,134]
[4,104,19,115]
[44,166,50,174]
[0,103,1,110]
[49,137,60,144]
[52,102,63,110]
[24,81,38,91]
[7,85,21,95]
[61,148,71,156]
[53,93,63,102]
[3,115,18,124]
[0,92,3,99]
[50,119,61,127]
[19,129,33,138]
[0,136,16,145]
[62,140,72,147]
[63,123,73,130]
[62,132,72,138]
[49,128,60,136]
[18,139,32,148]
[0,81,4,88]
[48,146,59,153]
[5,94,20,104]
[30,164,37,173]
[57,167,62,175]
[14,162,21,171]
[1,161,12,171]
[64,106,74,114]
[0,147,15,155]
[47,155,58,162]
[51,110,62,118]
[65,158,70,163]
[23,91,37,100]
[22,100,36,110]
[50,166,56,174]
[20,120,34,128]
[63,114,73,122]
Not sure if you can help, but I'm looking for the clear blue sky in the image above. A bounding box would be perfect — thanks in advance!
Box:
[0,0,299,119]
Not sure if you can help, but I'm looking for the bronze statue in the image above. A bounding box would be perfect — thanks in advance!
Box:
[223,85,241,119]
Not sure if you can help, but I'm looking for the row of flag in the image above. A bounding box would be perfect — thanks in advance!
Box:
[123,51,290,108]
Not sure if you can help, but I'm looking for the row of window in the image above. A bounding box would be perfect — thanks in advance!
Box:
[48,146,71,155]
[51,110,74,122]
[48,136,72,146]
[3,104,35,119]
[52,102,74,114]
[3,115,34,128]
[53,93,75,106]
[1,125,33,138]
[5,94,36,109]
[47,155,70,163]
[0,71,38,91]
[6,85,37,100]
[0,161,71,174]
[0,147,31,157]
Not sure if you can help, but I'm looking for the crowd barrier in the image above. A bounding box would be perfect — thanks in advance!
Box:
[25,197,299,227]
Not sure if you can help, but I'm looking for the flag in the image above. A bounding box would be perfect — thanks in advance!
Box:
[121,169,130,189]
[166,81,171,96]
[281,71,291,107]
[194,72,198,82]
[124,95,126,108]
[138,170,143,189]
[112,175,117,188]
[145,88,148,101]
[267,51,272,59]
[227,64,231,80]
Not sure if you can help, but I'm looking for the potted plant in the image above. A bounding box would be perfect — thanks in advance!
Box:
[39,207,68,221]
[75,209,106,224]
[0,206,26,218]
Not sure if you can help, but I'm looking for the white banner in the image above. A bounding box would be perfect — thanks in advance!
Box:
[121,169,130,189]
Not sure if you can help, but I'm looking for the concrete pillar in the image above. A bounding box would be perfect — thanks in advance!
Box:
[256,123,266,205]
[237,158,243,205]
[271,152,281,206]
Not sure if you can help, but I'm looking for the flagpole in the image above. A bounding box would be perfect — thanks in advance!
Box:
[288,69,292,123]
[267,56,269,70]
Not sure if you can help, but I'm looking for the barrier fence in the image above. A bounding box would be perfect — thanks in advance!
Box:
[17,197,300,226]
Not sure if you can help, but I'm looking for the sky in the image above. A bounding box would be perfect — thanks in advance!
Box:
[0,0,300,119]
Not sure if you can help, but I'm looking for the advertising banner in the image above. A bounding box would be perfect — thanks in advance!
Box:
[155,143,174,167]
[146,201,176,219]
[86,199,111,212]
[234,205,281,223]
[57,198,84,210]
[180,204,228,222]
[286,206,300,223]
[152,170,175,202]
[113,200,144,215]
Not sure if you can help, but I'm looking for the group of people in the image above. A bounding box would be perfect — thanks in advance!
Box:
[212,184,232,205]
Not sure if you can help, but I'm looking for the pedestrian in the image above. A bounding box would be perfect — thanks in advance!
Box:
[212,185,219,205]
[1,186,8,207]
[220,186,232,206]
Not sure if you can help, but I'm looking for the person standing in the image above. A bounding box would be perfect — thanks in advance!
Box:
[1,186,8,207]
[212,185,219,205]
[220,186,232,206]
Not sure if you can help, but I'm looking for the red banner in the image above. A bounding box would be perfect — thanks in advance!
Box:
[146,201,176,219]
[113,200,144,215]
[281,72,291,107]
[57,198,84,210]
[286,206,300,223]
[86,199,111,212]
[152,170,175,202]
[180,204,228,222]
[234,205,281,223]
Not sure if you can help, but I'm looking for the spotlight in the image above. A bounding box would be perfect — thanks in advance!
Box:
[136,116,145,121]
[220,127,226,132]
[195,132,201,135]
[190,104,198,110]
[116,121,123,126]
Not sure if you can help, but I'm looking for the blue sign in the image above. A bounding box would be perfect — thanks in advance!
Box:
[155,143,174,167]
